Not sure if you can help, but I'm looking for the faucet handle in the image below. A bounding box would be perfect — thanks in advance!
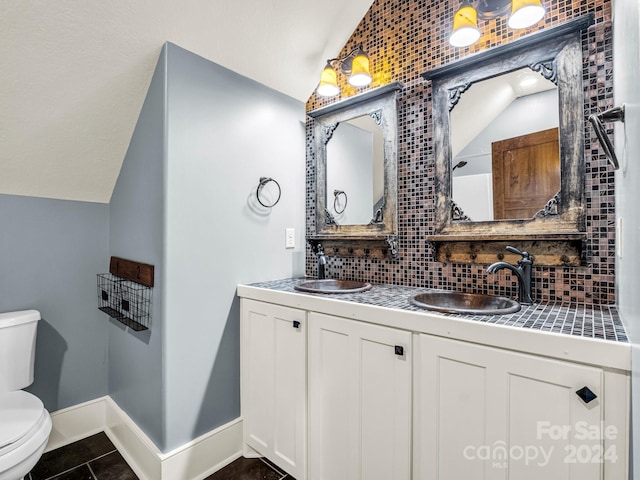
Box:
[506,245,529,258]
[506,245,533,267]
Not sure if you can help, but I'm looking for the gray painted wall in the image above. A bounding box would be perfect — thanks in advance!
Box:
[612,1,640,477]
[105,43,306,451]
[0,42,305,453]
[0,194,109,411]
[108,46,167,449]
[163,43,305,450]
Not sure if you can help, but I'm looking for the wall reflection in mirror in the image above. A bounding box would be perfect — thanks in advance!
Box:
[451,67,560,222]
[326,114,384,225]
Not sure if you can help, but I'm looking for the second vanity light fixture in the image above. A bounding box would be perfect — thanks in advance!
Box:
[316,44,373,97]
[450,0,546,47]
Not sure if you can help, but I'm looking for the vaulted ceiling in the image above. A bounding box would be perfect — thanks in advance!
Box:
[0,1,373,203]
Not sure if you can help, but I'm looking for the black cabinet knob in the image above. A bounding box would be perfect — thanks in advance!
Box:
[394,345,404,356]
[576,386,597,404]
[293,320,301,329]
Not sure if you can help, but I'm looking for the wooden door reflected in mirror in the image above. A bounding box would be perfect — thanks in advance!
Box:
[492,127,560,220]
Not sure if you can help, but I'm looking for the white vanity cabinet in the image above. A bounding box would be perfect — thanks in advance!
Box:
[240,299,306,480]
[415,334,628,480]
[238,287,629,480]
[308,312,412,480]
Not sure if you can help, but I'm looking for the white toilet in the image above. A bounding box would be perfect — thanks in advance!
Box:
[0,310,52,480]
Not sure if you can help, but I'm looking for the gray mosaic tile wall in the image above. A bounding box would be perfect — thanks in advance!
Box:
[305,0,615,305]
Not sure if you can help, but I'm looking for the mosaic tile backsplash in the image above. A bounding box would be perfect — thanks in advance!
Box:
[305,0,615,305]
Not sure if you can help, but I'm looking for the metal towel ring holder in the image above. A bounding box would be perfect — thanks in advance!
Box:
[333,189,347,214]
[588,104,625,170]
[256,177,281,208]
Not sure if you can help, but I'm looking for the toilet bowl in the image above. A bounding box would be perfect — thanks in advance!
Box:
[0,391,52,480]
[0,311,52,480]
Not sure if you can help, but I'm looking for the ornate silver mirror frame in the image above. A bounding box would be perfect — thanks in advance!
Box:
[422,15,593,266]
[307,82,403,258]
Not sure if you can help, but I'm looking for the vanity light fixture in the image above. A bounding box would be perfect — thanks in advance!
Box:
[450,0,546,48]
[316,44,373,97]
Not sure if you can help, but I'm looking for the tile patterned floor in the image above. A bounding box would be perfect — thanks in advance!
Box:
[204,457,297,480]
[28,432,137,480]
[27,432,295,480]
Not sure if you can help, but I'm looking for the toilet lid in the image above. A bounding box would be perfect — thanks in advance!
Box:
[0,391,45,449]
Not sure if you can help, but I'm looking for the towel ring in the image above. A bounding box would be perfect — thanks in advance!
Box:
[333,189,347,214]
[256,177,281,208]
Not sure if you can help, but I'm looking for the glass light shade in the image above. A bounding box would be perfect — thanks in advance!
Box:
[316,64,340,97]
[450,4,481,47]
[508,0,545,29]
[348,53,372,87]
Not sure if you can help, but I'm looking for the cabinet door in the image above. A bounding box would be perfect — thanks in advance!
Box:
[241,299,306,479]
[416,334,604,480]
[308,312,412,480]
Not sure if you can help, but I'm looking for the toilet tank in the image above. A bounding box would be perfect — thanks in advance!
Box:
[0,310,41,392]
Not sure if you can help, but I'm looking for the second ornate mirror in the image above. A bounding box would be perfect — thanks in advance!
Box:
[422,15,593,265]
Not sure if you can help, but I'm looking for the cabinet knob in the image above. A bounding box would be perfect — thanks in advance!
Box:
[576,386,597,404]
[293,320,301,329]
[394,345,404,356]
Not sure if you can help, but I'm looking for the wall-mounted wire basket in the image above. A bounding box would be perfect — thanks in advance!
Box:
[97,257,154,331]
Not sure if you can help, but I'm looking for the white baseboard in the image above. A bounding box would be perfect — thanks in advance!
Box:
[47,397,107,452]
[47,396,243,480]
[158,416,243,480]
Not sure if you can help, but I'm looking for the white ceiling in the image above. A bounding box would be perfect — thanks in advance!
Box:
[0,1,373,203]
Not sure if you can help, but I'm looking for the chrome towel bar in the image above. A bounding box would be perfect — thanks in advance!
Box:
[589,104,625,170]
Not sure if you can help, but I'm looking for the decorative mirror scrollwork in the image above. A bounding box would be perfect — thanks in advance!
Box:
[386,235,399,258]
[369,109,383,125]
[534,191,561,218]
[529,59,558,84]
[308,82,403,259]
[323,123,339,143]
[422,15,593,266]
[448,83,472,110]
[451,201,471,222]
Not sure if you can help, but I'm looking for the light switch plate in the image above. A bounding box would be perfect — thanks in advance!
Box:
[285,228,295,249]
[616,217,623,258]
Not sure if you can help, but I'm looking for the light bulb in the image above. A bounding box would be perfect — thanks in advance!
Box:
[316,64,340,97]
[509,0,545,29]
[348,51,372,87]
[450,4,481,47]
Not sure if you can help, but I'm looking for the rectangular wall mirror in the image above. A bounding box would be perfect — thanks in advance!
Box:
[422,15,593,266]
[307,82,402,258]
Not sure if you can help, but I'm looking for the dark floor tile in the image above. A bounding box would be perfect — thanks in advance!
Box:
[205,457,283,480]
[49,464,95,480]
[89,451,138,480]
[30,432,116,480]
[259,457,295,480]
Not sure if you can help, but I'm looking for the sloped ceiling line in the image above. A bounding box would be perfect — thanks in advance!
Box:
[1,0,374,202]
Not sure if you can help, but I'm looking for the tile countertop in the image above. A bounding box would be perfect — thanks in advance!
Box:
[237,278,631,372]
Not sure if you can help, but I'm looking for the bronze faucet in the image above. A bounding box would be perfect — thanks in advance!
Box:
[487,246,534,305]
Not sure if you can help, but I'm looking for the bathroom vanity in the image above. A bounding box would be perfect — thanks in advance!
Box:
[238,279,629,480]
